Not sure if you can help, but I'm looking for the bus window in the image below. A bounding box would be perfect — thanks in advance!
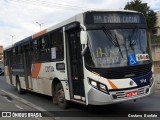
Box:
[34,35,51,62]
[31,40,38,63]
[50,29,64,60]
[18,46,21,55]
[33,40,38,51]
[42,38,45,49]
[38,38,42,50]
[13,48,16,55]
[4,51,8,66]
[41,36,49,51]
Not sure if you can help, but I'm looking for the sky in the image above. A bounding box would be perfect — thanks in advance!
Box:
[0,0,160,48]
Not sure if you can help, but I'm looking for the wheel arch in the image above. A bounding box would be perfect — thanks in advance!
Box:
[52,78,61,96]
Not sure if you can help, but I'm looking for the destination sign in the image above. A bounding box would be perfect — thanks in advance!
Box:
[85,12,144,24]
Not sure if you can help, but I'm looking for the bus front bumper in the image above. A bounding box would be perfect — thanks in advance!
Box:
[87,81,155,105]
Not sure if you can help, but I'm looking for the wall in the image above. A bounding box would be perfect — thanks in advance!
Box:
[152,44,160,89]
[156,12,160,35]
[0,46,3,62]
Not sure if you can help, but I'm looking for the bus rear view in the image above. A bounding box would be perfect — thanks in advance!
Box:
[82,11,155,105]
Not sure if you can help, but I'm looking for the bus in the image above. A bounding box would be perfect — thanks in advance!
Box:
[4,10,155,109]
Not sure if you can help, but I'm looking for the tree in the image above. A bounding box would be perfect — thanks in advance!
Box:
[124,0,157,30]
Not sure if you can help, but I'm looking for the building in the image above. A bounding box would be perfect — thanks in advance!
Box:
[152,44,160,74]
[156,11,160,36]
[152,11,160,74]
[0,46,3,62]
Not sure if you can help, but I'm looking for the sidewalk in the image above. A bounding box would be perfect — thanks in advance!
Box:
[0,89,54,120]
[154,74,160,89]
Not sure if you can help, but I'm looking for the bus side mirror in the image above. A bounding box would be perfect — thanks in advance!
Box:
[80,31,88,45]
[80,31,88,56]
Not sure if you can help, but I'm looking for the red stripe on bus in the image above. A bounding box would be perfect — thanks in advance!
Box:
[31,63,42,78]
[108,80,118,90]
[32,29,47,39]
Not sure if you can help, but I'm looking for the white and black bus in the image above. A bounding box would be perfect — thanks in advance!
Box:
[4,10,155,108]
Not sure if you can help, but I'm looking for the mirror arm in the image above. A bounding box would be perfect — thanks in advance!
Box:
[80,24,86,31]
[81,44,87,56]
[80,24,87,55]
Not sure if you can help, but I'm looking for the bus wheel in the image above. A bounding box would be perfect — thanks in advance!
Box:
[16,79,23,94]
[55,83,69,109]
[52,87,57,104]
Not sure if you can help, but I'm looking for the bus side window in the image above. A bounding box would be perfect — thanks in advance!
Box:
[50,29,64,60]
[30,42,33,52]
[31,40,37,63]
[18,46,21,55]
[33,40,38,51]
[13,48,15,56]
[15,47,18,55]
[4,51,8,66]
[42,38,45,49]
[11,46,22,65]
[41,35,49,52]
[35,35,51,62]
[38,38,42,50]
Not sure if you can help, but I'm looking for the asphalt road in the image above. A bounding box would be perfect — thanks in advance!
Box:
[0,76,160,120]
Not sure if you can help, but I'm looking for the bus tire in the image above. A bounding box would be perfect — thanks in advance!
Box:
[16,79,23,94]
[55,83,70,109]
[52,87,57,104]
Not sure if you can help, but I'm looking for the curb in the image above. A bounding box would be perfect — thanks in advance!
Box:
[0,89,47,111]
[0,89,54,118]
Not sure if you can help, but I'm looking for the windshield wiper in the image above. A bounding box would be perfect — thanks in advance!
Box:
[128,26,138,51]
[102,26,123,58]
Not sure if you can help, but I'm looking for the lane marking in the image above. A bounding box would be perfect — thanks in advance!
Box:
[0,89,47,111]
[4,97,12,103]
[35,117,43,120]
[0,89,54,118]
[15,104,23,110]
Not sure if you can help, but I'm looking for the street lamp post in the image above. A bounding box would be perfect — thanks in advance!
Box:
[36,22,43,31]
[10,35,15,44]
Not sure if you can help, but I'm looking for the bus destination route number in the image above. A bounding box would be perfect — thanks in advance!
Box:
[93,14,140,24]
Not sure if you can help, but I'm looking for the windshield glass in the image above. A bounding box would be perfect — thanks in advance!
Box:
[86,29,151,68]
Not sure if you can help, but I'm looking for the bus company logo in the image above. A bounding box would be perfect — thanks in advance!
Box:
[140,79,146,83]
[129,81,134,86]
[2,112,11,117]
[45,66,54,72]
[1,112,42,118]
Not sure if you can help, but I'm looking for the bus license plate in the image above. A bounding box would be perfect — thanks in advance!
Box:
[126,90,138,97]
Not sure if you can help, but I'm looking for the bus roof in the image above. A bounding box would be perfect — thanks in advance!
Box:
[4,9,140,51]
[84,9,139,13]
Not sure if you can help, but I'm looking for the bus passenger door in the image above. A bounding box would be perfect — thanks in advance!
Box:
[66,27,85,101]
[23,45,32,90]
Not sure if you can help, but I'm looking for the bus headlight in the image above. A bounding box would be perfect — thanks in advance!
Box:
[88,78,109,94]
[99,84,106,92]
[90,80,97,87]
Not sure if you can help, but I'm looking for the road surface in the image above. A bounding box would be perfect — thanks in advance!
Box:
[0,76,160,120]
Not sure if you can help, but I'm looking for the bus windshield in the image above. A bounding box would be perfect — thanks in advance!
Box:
[87,28,151,68]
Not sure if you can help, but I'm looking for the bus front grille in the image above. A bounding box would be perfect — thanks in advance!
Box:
[112,86,148,99]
